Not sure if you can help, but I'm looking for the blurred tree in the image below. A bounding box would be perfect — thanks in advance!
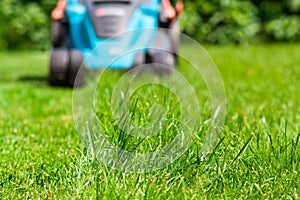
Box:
[252,0,300,41]
[180,0,261,44]
[0,0,300,49]
[0,0,50,50]
[288,0,300,12]
[180,0,300,43]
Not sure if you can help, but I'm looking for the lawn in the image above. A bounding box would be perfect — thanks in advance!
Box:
[0,44,299,199]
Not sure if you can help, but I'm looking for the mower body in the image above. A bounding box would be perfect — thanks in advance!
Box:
[66,0,160,69]
[50,0,178,87]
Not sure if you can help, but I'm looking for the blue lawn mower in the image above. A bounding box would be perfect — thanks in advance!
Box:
[49,0,179,87]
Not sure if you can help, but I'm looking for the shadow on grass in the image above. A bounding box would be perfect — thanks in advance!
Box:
[18,75,48,86]
[18,75,75,89]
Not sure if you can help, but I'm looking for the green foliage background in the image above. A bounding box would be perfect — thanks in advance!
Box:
[0,0,300,49]
[180,0,300,44]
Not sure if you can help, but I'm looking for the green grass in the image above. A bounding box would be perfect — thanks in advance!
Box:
[0,44,299,199]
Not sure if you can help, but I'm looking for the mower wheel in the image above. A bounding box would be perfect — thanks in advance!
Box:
[132,52,145,68]
[52,20,68,47]
[149,50,176,74]
[49,49,69,86]
[68,50,85,87]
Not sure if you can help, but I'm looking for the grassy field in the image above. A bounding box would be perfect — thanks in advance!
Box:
[0,44,299,199]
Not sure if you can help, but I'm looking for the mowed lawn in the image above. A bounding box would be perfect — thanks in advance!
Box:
[0,44,299,199]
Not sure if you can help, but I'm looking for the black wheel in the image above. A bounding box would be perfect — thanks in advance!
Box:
[148,50,176,74]
[49,49,69,86]
[52,20,68,47]
[132,52,145,68]
[168,20,180,55]
[67,50,85,87]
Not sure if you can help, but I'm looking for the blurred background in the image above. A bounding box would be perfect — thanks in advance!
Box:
[0,0,300,50]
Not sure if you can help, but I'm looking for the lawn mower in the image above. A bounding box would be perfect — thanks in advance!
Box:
[49,0,179,87]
